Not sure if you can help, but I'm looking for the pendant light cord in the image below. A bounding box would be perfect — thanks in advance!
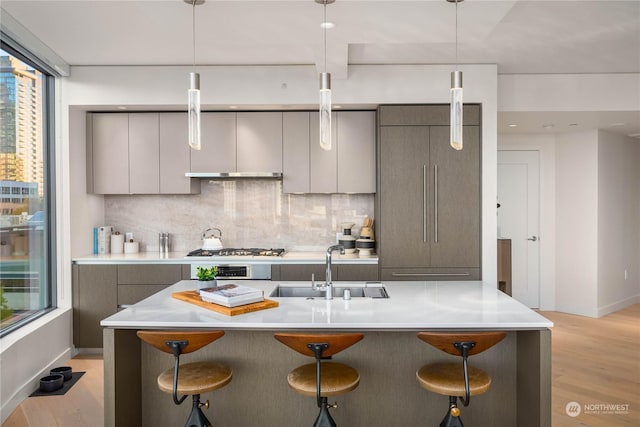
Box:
[323,1,327,73]
[455,0,458,71]
[192,0,196,70]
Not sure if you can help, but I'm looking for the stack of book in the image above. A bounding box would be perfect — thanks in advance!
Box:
[199,284,264,308]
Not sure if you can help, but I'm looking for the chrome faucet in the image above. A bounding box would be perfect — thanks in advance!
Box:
[324,244,345,299]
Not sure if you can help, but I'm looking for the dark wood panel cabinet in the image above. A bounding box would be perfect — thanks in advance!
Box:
[272,264,378,282]
[377,104,481,280]
[73,264,189,348]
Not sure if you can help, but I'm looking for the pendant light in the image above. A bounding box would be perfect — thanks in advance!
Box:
[316,0,335,151]
[186,0,204,151]
[447,0,463,150]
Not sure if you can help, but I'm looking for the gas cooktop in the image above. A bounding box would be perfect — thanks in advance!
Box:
[186,248,286,257]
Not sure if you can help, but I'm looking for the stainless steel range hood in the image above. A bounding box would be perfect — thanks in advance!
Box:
[185,172,282,179]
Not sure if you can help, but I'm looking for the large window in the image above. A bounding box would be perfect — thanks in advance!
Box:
[0,41,55,336]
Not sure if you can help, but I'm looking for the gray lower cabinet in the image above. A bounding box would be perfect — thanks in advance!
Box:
[377,104,481,280]
[73,264,189,348]
[73,264,118,348]
[272,264,378,281]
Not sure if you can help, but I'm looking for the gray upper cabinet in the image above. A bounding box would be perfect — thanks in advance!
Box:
[377,104,481,280]
[337,111,376,193]
[159,113,200,194]
[237,112,283,172]
[283,112,310,193]
[88,112,199,194]
[191,112,237,173]
[310,111,338,193]
[129,113,160,194]
[284,111,375,194]
[90,113,129,194]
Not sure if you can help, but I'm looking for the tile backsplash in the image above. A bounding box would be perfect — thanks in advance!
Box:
[105,179,374,252]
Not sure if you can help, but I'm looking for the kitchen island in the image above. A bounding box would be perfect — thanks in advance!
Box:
[101,280,551,427]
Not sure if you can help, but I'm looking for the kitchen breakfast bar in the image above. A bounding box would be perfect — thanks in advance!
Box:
[101,280,552,427]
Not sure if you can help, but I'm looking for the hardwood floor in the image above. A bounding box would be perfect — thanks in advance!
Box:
[2,354,103,427]
[541,304,640,427]
[2,305,638,427]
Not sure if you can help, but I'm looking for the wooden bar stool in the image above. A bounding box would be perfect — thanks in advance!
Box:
[416,332,506,427]
[137,330,232,427]
[274,333,364,427]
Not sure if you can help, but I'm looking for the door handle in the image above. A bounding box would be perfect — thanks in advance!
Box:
[527,236,538,242]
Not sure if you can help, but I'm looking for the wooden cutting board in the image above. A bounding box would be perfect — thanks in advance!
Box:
[172,290,279,316]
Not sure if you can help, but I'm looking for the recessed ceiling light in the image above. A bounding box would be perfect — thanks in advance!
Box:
[334,105,342,109]
[542,124,554,130]
[117,106,127,110]
[507,124,517,128]
[229,105,238,109]
[609,122,627,127]
[320,21,335,29]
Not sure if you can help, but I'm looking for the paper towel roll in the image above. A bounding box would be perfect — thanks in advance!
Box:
[124,241,139,254]
[111,234,124,254]
[98,226,113,254]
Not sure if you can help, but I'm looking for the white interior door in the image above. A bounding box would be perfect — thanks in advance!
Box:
[497,150,540,308]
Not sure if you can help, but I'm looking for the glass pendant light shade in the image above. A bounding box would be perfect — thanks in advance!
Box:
[319,72,332,151]
[450,70,463,150]
[188,71,201,151]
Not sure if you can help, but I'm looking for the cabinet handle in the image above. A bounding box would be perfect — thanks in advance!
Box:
[423,164,427,242]
[391,272,471,277]
[434,164,438,243]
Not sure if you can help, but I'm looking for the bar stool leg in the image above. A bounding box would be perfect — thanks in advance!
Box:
[313,397,337,427]
[184,394,212,427]
[438,396,464,427]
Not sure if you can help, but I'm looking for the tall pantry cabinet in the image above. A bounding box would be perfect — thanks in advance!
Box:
[377,105,481,281]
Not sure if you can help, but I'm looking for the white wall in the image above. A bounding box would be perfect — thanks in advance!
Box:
[555,130,599,317]
[597,130,640,315]
[497,134,556,310]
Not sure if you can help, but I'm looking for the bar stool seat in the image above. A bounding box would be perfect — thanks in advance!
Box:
[137,330,231,427]
[416,362,491,397]
[157,360,232,395]
[416,331,506,427]
[288,362,360,397]
[275,333,364,427]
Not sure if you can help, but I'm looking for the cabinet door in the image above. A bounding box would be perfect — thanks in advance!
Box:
[429,126,481,268]
[283,112,310,193]
[159,113,199,194]
[278,264,336,281]
[237,112,283,172]
[309,112,337,193]
[336,264,379,281]
[91,114,129,194]
[73,265,117,348]
[337,111,376,193]
[129,113,160,194]
[191,112,236,173]
[379,126,430,268]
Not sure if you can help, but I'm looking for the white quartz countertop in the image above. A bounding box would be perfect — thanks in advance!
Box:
[101,280,552,331]
[73,251,377,265]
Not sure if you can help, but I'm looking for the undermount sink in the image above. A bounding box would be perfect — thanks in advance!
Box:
[269,283,389,299]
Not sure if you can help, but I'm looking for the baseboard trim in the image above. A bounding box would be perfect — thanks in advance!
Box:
[598,295,640,318]
[1,347,74,423]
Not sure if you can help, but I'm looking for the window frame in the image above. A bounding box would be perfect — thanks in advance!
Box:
[0,36,57,337]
